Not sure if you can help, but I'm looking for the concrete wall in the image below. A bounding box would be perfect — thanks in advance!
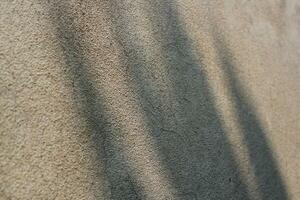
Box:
[1,0,300,199]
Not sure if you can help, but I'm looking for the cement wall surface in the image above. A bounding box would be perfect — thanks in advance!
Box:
[1,0,300,199]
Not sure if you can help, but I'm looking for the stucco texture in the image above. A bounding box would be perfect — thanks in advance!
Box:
[1,0,300,199]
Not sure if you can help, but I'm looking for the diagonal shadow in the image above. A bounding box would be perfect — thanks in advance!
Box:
[211,31,289,200]
[139,1,252,199]
[44,1,141,199]
[102,0,252,199]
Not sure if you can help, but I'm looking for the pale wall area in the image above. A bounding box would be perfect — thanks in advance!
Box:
[1,0,299,199]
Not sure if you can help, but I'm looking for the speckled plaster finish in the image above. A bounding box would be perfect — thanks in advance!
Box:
[1,0,300,199]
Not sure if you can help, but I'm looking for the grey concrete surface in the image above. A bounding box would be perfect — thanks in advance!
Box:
[1,0,300,199]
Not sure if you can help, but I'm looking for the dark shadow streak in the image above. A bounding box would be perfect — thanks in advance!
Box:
[102,0,251,199]
[144,1,252,199]
[211,32,289,200]
[44,1,141,199]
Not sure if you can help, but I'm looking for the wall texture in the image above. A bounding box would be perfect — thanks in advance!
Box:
[1,0,300,199]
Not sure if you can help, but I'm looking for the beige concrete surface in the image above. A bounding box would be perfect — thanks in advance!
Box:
[1,0,300,199]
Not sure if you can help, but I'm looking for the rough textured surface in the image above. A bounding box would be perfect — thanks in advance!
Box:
[1,0,300,199]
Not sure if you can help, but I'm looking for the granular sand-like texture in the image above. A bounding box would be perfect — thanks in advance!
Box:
[1,0,300,199]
